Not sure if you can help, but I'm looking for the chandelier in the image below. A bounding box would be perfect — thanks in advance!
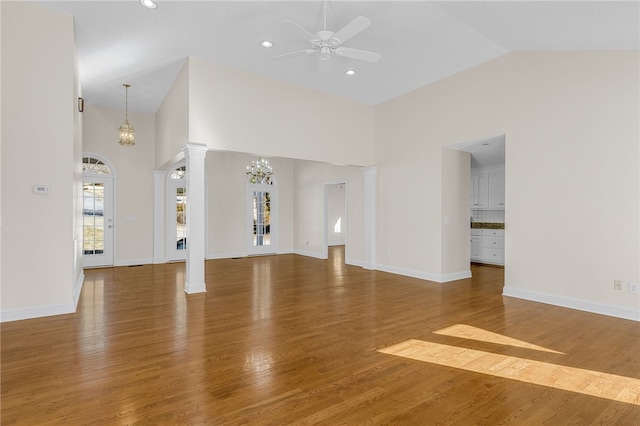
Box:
[246,157,273,184]
[118,83,135,147]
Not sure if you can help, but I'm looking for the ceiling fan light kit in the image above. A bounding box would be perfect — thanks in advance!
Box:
[272,2,381,64]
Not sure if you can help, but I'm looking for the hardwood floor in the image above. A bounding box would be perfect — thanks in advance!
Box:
[2,247,639,425]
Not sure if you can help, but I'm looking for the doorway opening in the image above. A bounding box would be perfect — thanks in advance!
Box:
[448,135,506,268]
[323,182,347,262]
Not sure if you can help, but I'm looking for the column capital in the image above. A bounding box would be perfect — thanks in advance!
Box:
[182,143,208,158]
[363,166,377,177]
[151,169,166,178]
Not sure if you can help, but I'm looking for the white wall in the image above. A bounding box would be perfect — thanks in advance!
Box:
[293,160,364,265]
[1,2,80,321]
[155,60,189,168]
[206,151,294,258]
[375,52,639,319]
[441,148,471,279]
[188,58,375,167]
[83,105,156,265]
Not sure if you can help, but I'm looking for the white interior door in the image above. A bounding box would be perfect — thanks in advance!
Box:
[167,178,187,261]
[82,176,114,267]
[247,184,277,255]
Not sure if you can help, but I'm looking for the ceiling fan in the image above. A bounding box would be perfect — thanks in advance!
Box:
[271,1,381,63]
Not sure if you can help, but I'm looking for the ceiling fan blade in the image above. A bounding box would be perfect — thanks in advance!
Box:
[331,16,371,45]
[271,49,317,61]
[334,47,381,63]
[281,20,318,42]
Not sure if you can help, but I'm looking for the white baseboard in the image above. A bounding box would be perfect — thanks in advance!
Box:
[114,257,153,267]
[503,286,640,322]
[376,263,471,283]
[73,270,85,311]
[207,252,248,260]
[1,302,76,323]
[328,241,346,247]
[293,249,326,259]
[346,257,364,268]
[1,272,86,323]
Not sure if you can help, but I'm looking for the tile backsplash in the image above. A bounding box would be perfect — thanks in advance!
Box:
[471,210,505,223]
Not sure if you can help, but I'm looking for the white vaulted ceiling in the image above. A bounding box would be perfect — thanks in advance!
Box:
[33,1,640,113]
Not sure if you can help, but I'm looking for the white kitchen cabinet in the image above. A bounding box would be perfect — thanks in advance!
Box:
[488,172,505,209]
[471,169,504,210]
[470,236,482,261]
[470,174,488,208]
[470,228,504,266]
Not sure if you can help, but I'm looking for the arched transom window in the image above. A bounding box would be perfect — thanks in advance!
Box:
[82,157,111,175]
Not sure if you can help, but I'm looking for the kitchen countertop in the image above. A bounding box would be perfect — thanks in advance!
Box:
[471,222,505,229]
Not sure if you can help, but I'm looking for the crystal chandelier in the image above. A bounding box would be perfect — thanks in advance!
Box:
[246,157,273,184]
[118,84,135,147]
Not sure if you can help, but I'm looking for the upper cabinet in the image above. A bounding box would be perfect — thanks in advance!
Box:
[470,174,488,208]
[471,168,504,210]
[488,171,505,209]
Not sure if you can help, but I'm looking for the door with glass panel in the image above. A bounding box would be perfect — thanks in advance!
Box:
[82,175,114,268]
[247,184,277,255]
[167,166,187,261]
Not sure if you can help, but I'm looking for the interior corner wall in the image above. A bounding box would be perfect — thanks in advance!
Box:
[83,105,156,265]
[375,52,639,318]
[155,59,189,168]
[187,58,374,167]
[441,148,471,280]
[72,22,84,301]
[1,2,77,321]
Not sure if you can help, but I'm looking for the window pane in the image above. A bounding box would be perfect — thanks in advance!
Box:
[83,182,105,257]
[176,187,186,250]
[253,191,271,247]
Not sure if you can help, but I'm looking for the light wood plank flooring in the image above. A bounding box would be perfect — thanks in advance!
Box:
[2,247,639,424]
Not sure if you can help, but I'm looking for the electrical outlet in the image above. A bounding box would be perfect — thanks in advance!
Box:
[614,280,623,291]
[629,282,639,294]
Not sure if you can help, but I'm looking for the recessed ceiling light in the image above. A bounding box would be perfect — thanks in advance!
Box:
[345,69,357,77]
[260,40,274,48]
[140,0,157,9]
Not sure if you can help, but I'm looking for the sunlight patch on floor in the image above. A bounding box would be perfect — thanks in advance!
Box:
[433,324,565,354]
[378,339,640,405]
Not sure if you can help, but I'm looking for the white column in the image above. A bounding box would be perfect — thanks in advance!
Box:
[182,144,208,294]
[152,170,166,264]
[363,166,377,270]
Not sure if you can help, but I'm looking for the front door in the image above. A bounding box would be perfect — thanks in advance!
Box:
[82,176,114,267]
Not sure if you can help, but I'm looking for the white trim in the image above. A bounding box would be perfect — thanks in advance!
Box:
[73,270,85,310]
[114,258,154,267]
[363,167,377,270]
[328,241,346,246]
[503,286,640,322]
[376,263,471,283]
[346,257,365,268]
[293,249,326,259]
[1,302,76,323]
[207,252,249,260]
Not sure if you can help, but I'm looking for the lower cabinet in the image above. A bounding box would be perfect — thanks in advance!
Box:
[470,229,482,261]
[470,228,504,265]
